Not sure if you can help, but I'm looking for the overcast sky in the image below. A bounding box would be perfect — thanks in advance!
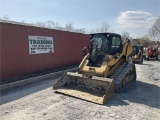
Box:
[0,0,159,38]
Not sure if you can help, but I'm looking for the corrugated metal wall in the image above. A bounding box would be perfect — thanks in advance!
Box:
[0,22,89,80]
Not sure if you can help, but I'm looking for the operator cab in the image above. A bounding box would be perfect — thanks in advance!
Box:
[89,33,123,67]
[132,46,139,56]
[137,45,143,55]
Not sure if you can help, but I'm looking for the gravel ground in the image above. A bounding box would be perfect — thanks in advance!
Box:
[0,61,160,120]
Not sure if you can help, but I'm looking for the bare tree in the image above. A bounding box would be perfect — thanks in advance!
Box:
[20,20,25,23]
[95,21,111,33]
[35,22,46,27]
[65,22,74,32]
[54,22,63,30]
[135,35,160,47]
[121,32,130,43]
[148,17,160,42]
[2,15,10,20]
[46,21,55,28]
[100,21,111,32]
[89,29,95,34]
[74,28,86,33]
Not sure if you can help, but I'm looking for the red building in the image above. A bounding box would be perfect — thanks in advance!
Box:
[0,21,89,81]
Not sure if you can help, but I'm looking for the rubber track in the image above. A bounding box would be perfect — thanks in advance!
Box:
[109,63,135,93]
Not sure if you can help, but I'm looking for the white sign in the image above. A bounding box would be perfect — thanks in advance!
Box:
[28,36,54,54]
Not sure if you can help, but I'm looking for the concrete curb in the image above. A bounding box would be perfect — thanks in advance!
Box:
[0,68,77,92]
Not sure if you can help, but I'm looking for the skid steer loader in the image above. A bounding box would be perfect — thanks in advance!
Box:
[132,45,143,64]
[53,33,136,104]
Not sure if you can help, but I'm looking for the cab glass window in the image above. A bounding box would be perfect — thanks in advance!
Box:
[111,37,121,48]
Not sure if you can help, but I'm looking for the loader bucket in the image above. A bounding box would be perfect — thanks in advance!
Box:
[53,72,114,104]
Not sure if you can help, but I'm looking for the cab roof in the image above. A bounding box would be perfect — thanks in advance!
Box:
[89,33,121,39]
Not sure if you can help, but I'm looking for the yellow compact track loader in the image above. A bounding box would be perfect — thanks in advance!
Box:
[53,33,136,104]
[132,45,143,64]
